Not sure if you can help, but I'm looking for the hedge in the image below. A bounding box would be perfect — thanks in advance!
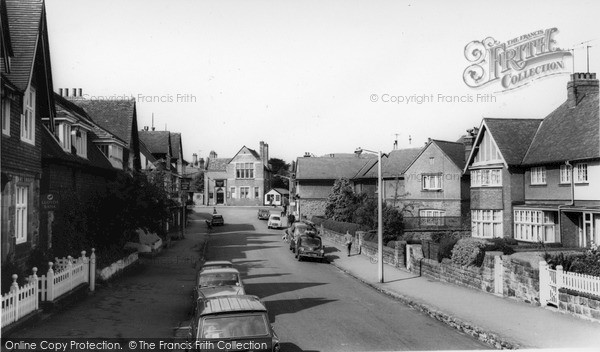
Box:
[311,216,361,235]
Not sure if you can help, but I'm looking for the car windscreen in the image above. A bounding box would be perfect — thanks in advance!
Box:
[201,314,269,338]
[198,273,240,287]
[296,225,315,235]
[271,216,280,221]
[299,236,321,247]
[212,215,223,219]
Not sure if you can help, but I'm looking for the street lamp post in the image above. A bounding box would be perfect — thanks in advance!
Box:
[355,147,385,283]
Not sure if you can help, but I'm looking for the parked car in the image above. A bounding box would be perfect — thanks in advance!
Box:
[187,295,281,352]
[267,214,282,229]
[201,260,233,272]
[257,208,270,220]
[210,214,224,226]
[195,268,245,300]
[294,233,326,262]
[286,221,318,252]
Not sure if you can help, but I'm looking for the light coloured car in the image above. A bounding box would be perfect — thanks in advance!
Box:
[267,214,282,229]
[195,267,245,300]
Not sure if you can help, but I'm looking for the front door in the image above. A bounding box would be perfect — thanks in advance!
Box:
[216,189,224,204]
[580,212,595,247]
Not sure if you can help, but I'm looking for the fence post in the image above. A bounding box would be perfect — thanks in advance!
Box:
[11,274,19,319]
[67,256,74,292]
[556,265,564,292]
[47,262,55,302]
[81,250,89,283]
[90,248,96,292]
[406,245,412,271]
[539,261,548,305]
[31,267,39,310]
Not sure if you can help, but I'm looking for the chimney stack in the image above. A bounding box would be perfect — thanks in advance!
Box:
[58,88,63,96]
[567,72,599,108]
[209,150,217,159]
[463,127,479,163]
[199,158,205,170]
[192,153,198,166]
[259,141,269,166]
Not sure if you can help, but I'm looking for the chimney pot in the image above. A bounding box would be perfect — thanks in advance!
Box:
[72,88,77,97]
[65,88,69,97]
[58,88,63,96]
[567,72,599,108]
[78,88,82,97]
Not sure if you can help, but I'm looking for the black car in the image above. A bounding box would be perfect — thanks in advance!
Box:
[286,221,318,252]
[294,233,326,262]
[257,208,270,220]
[210,214,224,226]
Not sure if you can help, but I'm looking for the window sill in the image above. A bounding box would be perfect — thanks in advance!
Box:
[421,189,443,192]
[574,182,589,185]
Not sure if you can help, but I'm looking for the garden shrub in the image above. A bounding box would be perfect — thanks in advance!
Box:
[320,218,362,236]
[484,237,516,255]
[544,245,600,277]
[438,236,460,263]
[451,238,488,267]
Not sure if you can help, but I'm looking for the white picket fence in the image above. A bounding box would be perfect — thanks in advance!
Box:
[539,261,600,306]
[1,249,96,329]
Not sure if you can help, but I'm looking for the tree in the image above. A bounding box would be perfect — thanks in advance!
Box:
[191,170,204,193]
[325,178,361,222]
[269,158,290,189]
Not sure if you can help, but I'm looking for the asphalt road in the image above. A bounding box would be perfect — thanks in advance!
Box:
[204,207,490,351]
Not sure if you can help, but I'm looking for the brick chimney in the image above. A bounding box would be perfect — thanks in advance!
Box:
[199,158,205,170]
[192,153,198,166]
[259,141,269,166]
[567,72,599,108]
[209,150,217,159]
[463,127,479,163]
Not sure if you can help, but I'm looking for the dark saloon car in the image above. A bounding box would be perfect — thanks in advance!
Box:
[257,208,270,220]
[188,295,281,352]
[210,214,224,226]
[294,233,325,262]
[286,221,318,252]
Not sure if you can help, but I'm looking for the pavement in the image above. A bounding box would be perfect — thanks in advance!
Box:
[322,237,600,350]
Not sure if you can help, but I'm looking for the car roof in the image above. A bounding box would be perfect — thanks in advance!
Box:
[269,214,280,218]
[199,267,240,275]
[199,295,267,316]
[212,214,223,217]
[203,260,233,266]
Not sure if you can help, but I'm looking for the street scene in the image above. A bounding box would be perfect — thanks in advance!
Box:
[2,0,600,351]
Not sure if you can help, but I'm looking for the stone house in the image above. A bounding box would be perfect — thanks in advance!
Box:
[204,142,272,206]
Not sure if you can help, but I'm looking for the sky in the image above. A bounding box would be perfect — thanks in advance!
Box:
[44,0,600,164]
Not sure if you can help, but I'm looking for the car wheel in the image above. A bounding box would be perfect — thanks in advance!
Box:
[297,254,302,261]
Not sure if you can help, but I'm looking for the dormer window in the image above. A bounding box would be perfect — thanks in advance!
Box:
[99,143,124,169]
[58,122,71,151]
[72,128,87,158]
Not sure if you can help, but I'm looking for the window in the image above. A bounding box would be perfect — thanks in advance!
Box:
[230,187,236,199]
[575,164,588,183]
[473,131,502,165]
[72,130,87,158]
[429,157,435,165]
[471,210,503,238]
[58,123,71,151]
[471,169,502,187]
[254,187,259,199]
[239,186,250,199]
[514,210,557,243]
[275,194,281,202]
[530,167,546,185]
[15,185,28,244]
[419,209,445,226]
[2,97,10,135]
[99,144,109,157]
[560,165,571,184]
[422,174,442,190]
[21,87,35,144]
[235,163,254,179]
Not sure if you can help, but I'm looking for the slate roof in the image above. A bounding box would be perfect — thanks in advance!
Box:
[1,0,43,90]
[522,93,599,165]
[41,127,114,171]
[1,0,14,64]
[206,158,229,171]
[354,148,422,179]
[433,140,467,170]
[139,130,171,156]
[295,156,373,180]
[482,118,543,166]
[70,98,136,146]
[171,132,182,159]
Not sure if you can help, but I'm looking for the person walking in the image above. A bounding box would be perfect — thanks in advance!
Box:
[344,231,354,256]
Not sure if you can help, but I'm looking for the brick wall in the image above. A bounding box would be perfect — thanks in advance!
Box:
[299,199,327,220]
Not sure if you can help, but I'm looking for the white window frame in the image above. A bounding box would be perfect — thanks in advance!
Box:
[559,165,571,184]
[72,130,88,158]
[419,209,446,226]
[574,163,588,183]
[422,174,442,190]
[471,169,502,187]
[21,86,35,144]
[514,210,557,243]
[254,187,259,199]
[58,122,71,151]
[471,210,503,238]
[530,167,546,185]
[230,187,236,199]
[240,186,250,199]
[235,163,255,179]
[2,97,10,136]
[15,185,28,244]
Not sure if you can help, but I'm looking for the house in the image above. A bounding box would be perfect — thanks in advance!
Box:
[352,148,422,211]
[264,188,289,206]
[294,154,374,220]
[1,0,56,267]
[402,139,470,219]
[69,96,141,173]
[204,142,272,206]
[39,93,118,251]
[464,72,599,246]
[138,128,187,233]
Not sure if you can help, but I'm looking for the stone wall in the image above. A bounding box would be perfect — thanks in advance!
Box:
[558,290,600,323]
[502,257,539,305]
